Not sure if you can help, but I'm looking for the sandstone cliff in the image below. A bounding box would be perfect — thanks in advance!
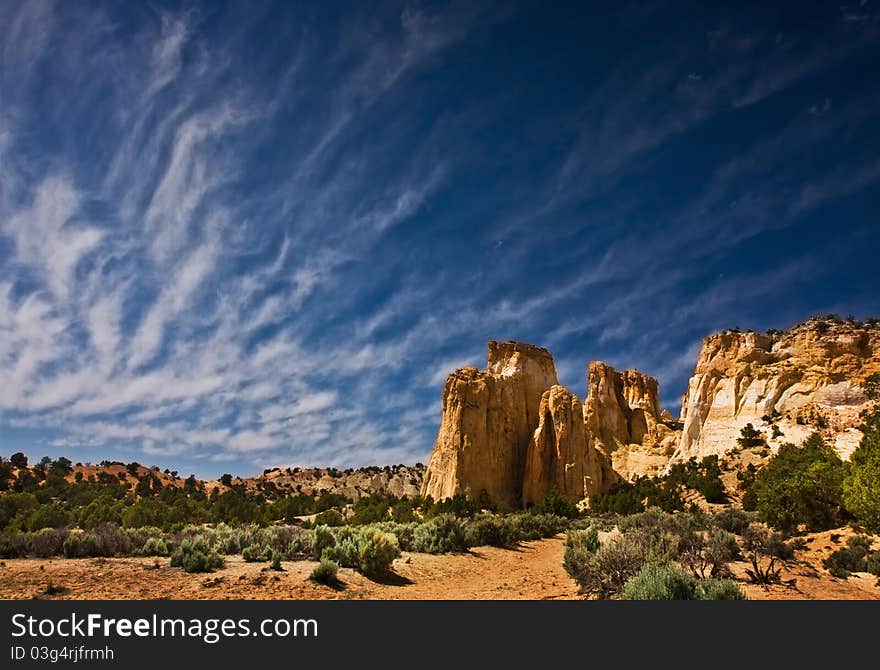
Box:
[522,385,607,506]
[583,362,679,481]
[674,318,880,463]
[420,341,559,509]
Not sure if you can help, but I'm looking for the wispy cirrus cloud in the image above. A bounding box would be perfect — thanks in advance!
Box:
[0,1,878,477]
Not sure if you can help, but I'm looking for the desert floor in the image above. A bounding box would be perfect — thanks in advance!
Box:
[1,532,878,600]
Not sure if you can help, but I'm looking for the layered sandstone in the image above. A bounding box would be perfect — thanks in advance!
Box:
[674,318,880,463]
[583,362,679,480]
[420,341,559,509]
[522,385,607,506]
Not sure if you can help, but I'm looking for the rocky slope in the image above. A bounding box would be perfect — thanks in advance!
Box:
[239,464,424,500]
[674,318,880,463]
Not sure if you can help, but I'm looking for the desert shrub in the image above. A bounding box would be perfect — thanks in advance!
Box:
[123,527,166,554]
[242,544,270,562]
[510,512,567,540]
[622,564,697,600]
[312,509,345,527]
[695,578,747,600]
[141,537,169,557]
[313,525,336,557]
[310,559,338,586]
[355,528,400,575]
[0,532,29,558]
[170,538,224,573]
[269,550,283,571]
[286,529,316,559]
[424,493,478,519]
[260,526,297,553]
[564,528,670,598]
[822,535,879,578]
[93,523,130,556]
[737,423,766,448]
[63,531,91,558]
[369,522,417,552]
[681,528,741,579]
[31,528,69,558]
[322,528,359,568]
[62,523,128,558]
[710,507,754,534]
[412,514,468,554]
[534,489,580,519]
[741,523,793,586]
[464,514,520,548]
[589,485,646,515]
[616,509,702,562]
[563,527,599,579]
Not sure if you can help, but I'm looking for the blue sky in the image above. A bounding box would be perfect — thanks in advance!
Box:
[1,1,879,478]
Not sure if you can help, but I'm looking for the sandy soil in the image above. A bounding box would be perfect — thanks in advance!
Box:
[0,536,579,601]
[1,531,877,600]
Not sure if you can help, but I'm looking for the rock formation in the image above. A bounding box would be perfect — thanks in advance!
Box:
[522,385,607,506]
[420,341,560,509]
[421,317,880,507]
[583,362,679,481]
[674,318,880,463]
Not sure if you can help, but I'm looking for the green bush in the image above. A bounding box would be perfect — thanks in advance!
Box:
[141,537,169,557]
[464,514,520,548]
[242,544,270,562]
[63,532,93,558]
[746,434,848,532]
[563,527,599,580]
[123,527,166,554]
[0,532,29,558]
[622,564,697,600]
[564,529,668,599]
[842,377,880,531]
[534,489,580,519]
[355,528,400,575]
[710,508,753,534]
[170,538,224,573]
[369,522,417,552]
[321,528,358,567]
[310,559,338,586]
[61,524,129,558]
[822,535,879,578]
[313,525,336,557]
[510,512,567,540]
[412,514,468,554]
[286,530,316,559]
[312,509,345,526]
[695,578,747,600]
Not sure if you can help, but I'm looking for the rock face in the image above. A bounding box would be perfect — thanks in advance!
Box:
[420,341,559,509]
[674,319,880,463]
[421,317,880,507]
[583,362,679,481]
[522,385,607,506]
